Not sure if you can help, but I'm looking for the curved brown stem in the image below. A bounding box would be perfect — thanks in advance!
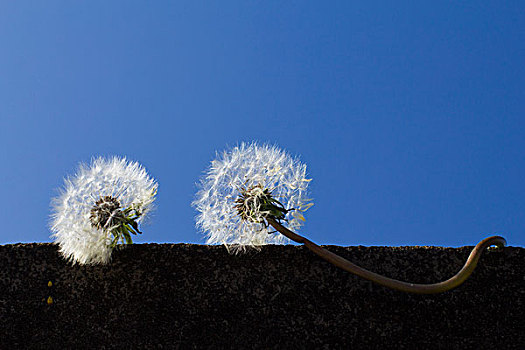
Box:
[267,218,506,294]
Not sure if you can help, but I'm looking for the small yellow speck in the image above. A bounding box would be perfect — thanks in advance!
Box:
[47,296,53,305]
[48,281,53,287]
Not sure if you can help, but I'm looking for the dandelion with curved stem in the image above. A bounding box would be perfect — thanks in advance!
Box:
[51,156,158,265]
[194,142,506,294]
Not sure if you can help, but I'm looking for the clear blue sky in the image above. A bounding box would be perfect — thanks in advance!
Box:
[1,2,524,247]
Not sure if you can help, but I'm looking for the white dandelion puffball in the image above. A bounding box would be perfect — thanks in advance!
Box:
[193,142,313,252]
[50,156,158,265]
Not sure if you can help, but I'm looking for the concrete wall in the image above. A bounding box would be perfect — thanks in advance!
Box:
[0,243,523,349]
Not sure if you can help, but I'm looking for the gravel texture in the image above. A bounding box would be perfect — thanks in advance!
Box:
[0,243,523,349]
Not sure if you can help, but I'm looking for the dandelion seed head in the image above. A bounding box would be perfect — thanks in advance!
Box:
[193,142,313,252]
[50,156,158,265]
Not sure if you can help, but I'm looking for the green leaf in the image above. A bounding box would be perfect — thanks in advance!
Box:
[127,219,142,234]
[122,229,133,245]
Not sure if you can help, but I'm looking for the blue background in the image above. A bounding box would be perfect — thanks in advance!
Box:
[1,2,524,247]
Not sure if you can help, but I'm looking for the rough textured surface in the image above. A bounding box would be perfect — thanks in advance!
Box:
[0,243,523,349]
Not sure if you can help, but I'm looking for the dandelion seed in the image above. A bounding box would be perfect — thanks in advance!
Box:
[50,156,158,265]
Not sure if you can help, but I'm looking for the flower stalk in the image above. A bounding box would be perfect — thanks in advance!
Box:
[233,180,506,294]
[266,217,506,294]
